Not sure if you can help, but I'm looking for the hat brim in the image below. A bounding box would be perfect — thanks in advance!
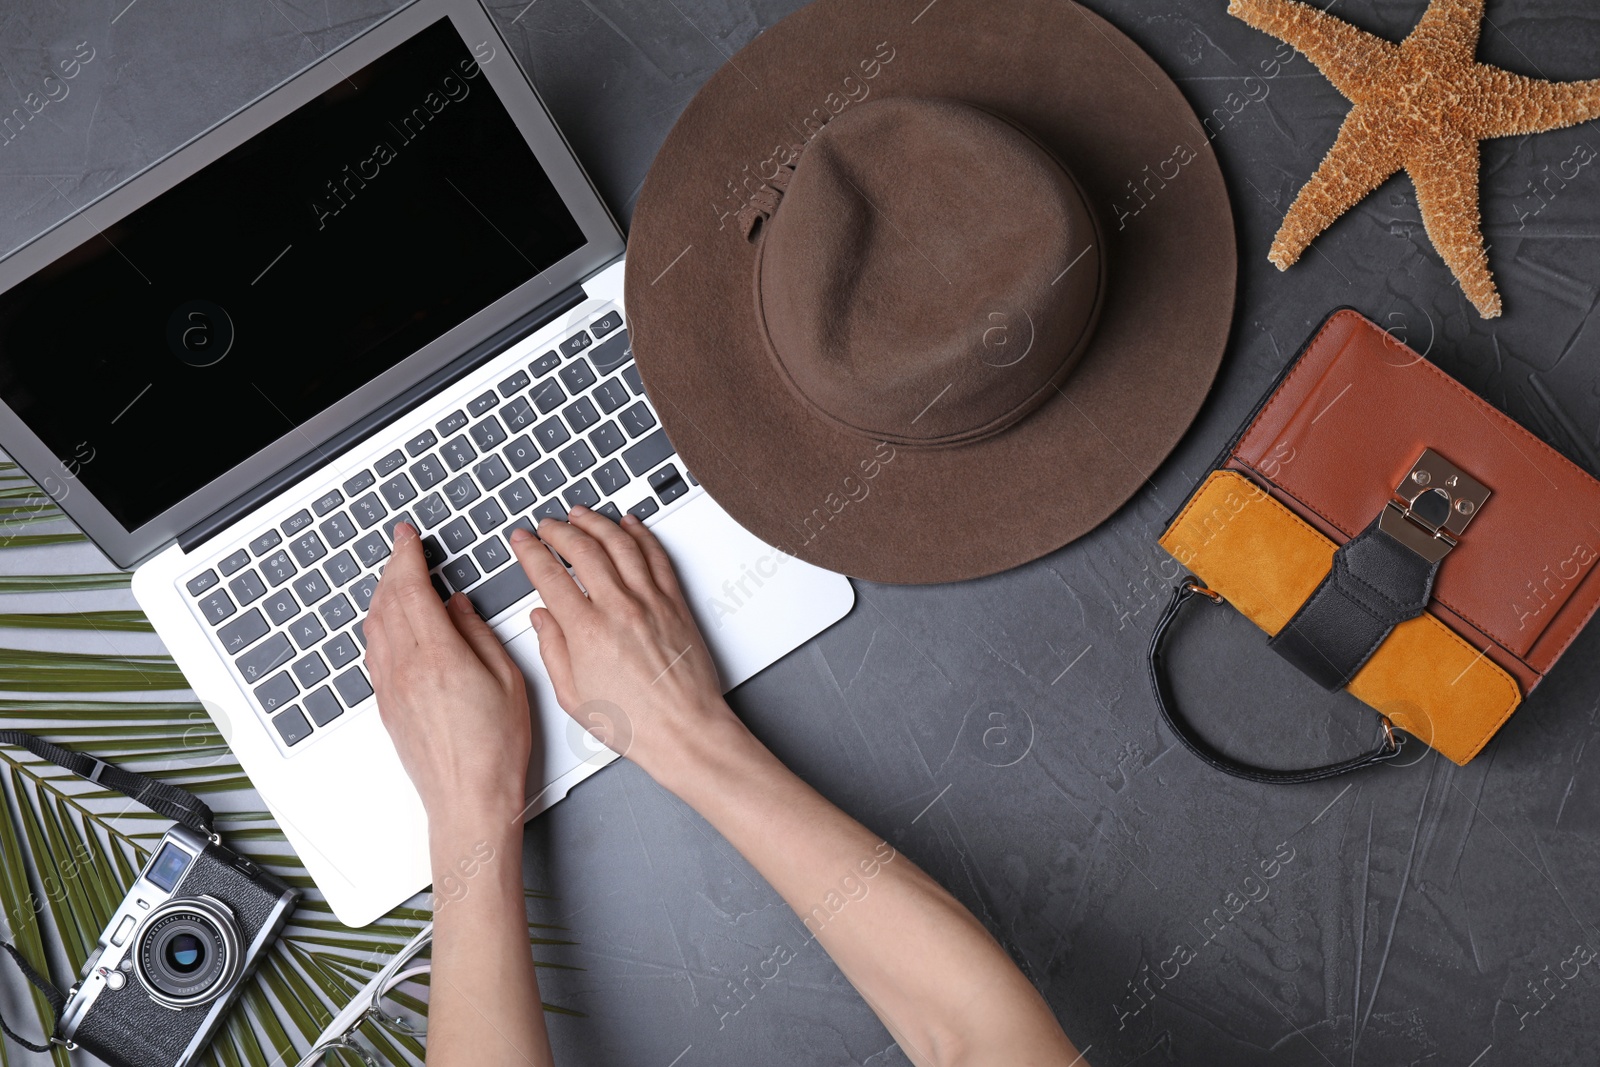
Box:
[625,0,1236,584]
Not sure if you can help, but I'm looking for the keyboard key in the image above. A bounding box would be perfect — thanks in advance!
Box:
[466,563,535,619]
[504,515,536,541]
[382,511,415,543]
[499,477,536,514]
[374,450,406,476]
[437,409,469,437]
[628,498,660,522]
[503,435,540,471]
[229,571,267,606]
[619,402,657,439]
[472,535,512,573]
[261,550,297,586]
[323,632,360,671]
[255,671,297,714]
[292,652,329,688]
[504,395,539,430]
[332,668,374,707]
[303,686,343,727]
[441,435,477,471]
[443,474,481,509]
[469,498,507,534]
[218,609,269,655]
[590,310,623,338]
[560,359,597,394]
[351,493,387,529]
[560,331,594,358]
[532,499,568,525]
[590,422,627,458]
[288,613,327,650]
[218,549,251,576]
[596,502,623,523]
[415,492,452,529]
[474,455,511,490]
[651,464,690,505]
[380,474,417,510]
[530,381,564,415]
[559,441,596,477]
[622,429,674,477]
[407,430,438,457]
[353,619,367,647]
[529,350,560,377]
[531,460,566,495]
[289,531,327,568]
[317,592,356,630]
[281,510,314,537]
[439,517,477,554]
[563,478,600,510]
[342,470,376,495]
[273,706,312,747]
[533,416,570,451]
[186,569,219,596]
[320,512,357,548]
[563,397,600,433]
[263,588,299,627]
[324,550,359,587]
[468,390,499,417]
[442,556,481,591]
[312,490,344,517]
[293,570,331,606]
[422,536,447,569]
[351,575,379,612]
[498,369,531,397]
[594,459,630,495]
[410,454,447,490]
[237,633,294,683]
[593,378,630,414]
[353,532,390,567]
[622,364,646,396]
[588,329,633,375]
[470,415,508,452]
[250,530,282,556]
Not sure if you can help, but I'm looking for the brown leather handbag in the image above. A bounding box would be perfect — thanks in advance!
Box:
[1152,308,1600,782]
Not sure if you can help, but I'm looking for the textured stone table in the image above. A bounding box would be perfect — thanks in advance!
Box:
[4,1,1600,1064]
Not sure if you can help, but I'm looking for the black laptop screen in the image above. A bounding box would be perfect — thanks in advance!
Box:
[0,17,585,530]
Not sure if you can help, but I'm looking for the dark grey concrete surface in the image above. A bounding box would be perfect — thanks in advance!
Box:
[6,1,1600,1064]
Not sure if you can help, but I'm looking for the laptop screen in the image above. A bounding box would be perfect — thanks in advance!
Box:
[0,16,585,531]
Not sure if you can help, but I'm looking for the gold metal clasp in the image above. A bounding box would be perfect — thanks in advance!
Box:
[1377,449,1491,563]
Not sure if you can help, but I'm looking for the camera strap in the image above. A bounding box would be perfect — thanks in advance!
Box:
[0,729,220,1053]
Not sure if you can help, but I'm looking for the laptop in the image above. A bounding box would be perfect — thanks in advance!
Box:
[0,0,854,927]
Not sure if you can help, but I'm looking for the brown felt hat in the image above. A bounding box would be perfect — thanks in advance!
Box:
[625,0,1236,584]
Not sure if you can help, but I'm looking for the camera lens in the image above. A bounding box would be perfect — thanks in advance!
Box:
[134,898,242,1008]
[165,933,206,973]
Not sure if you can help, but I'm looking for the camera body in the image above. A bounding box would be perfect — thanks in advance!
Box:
[58,825,298,1067]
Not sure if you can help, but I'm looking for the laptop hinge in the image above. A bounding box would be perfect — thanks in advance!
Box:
[178,283,587,554]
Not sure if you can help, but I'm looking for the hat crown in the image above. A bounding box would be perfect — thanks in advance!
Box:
[755,97,1104,448]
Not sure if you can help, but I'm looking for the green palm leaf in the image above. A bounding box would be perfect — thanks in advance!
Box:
[0,461,578,1065]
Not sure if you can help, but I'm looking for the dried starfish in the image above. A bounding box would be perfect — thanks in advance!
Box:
[1229,0,1600,318]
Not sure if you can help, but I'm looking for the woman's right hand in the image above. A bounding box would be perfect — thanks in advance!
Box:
[509,507,743,785]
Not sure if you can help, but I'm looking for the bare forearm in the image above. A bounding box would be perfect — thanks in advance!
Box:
[426,815,552,1067]
[655,711,1082,1067]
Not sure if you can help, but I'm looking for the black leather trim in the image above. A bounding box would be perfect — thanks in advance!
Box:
[1267,517,1440,690]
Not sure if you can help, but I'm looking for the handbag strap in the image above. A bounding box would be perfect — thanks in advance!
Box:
[1148,580,1404,783]
[0,730,214,837]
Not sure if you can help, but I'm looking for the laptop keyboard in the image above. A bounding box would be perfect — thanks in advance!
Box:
[181,307,699,756]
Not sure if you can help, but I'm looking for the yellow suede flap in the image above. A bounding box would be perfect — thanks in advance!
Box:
[1158,470,1521,765]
